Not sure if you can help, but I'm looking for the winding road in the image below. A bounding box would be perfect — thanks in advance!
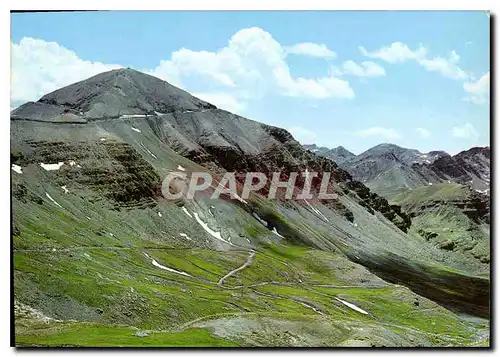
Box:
[217,250,255,286]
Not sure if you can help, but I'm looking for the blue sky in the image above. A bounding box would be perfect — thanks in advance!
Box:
[11,11,490,154]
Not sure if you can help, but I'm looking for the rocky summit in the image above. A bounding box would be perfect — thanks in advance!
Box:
[12,69,489,347]
[305,142,490,200]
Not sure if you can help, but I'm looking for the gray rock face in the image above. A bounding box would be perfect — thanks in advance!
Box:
[10,68,409,231]
[11,102,87,123]
[18,68,216,121]
[303,144,331,156]
[303,144,355,165]
[427,147,490,192]
[324,146,356,165]
[304,142,489,199]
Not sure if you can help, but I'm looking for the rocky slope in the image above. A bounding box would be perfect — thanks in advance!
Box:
[305,145,355,165]
[424,147,490,194]
[303,144,330,157]
[392,183,490,265]
[304,143,489,200]
[11,69,489,347]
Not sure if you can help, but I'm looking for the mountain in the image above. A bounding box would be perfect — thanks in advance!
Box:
[304,145,355,165]
[303,144,330,156]
[425,147,490,193]
[350,143,447,166]
[12,69,489,347]
[325,146,356,165]
[336,144,447,198]
[12,68,215,122]
[304,142,489,200]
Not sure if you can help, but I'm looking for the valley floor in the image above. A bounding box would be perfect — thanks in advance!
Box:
[14,242,489,347]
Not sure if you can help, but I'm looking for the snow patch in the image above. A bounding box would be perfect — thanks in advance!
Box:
[45,193,62,208]
[335,297,368,314]
[11,164,22,174]
[100,138,106,142]
[304,200,329,222]
[181,207,193,218]
[193,212,235,246]
[158,212,162,217]
[252,213,268,227]
[428,182,433,186]
[179,233,192,241]
[151,259,191,276]
[177,165,186,171]
[40,162,64,171]
[121,114,147,118]
[69,160,76,166]
[139,142,157,159]
[143,252,191,277]
[131,126,141,133]
[272,227,284,238]
[61,186,69,194]
[299,302,324,315]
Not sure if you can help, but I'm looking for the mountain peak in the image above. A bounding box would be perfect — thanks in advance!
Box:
[332,145,353,154]
[12,69,216,122]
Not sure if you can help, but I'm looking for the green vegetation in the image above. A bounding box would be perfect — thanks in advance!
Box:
[16,322,238,347]
[11,120,489,347]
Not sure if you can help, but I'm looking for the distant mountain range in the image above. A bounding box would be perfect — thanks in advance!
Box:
[304,143,490,199]
[303,144,356,165]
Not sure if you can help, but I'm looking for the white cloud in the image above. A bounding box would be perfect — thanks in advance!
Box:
[360,42,469,81]
[146,60,183,89]
[11,37,122,104]
[416,127,431,139]
[274,67,354,99]
[332,60,386,77]
[288,126,318,144]
[285,43,336,58]
[355,127,401,139]
[359,42,427,63]
[154,27,353,100]
[149,48,238,88]
[417,50,468,80]
[452,123,479,139]
[12,29,354,110]
[191,92,245,114]
[463,72,490,105]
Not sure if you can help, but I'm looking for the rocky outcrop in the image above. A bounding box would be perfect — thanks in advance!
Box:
[11,139,162,208]
[305,142,489,199]
[13,68,216,121]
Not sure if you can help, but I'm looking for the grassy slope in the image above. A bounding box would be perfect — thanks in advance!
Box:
[392,183,490,269]
[12,120,489,347]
